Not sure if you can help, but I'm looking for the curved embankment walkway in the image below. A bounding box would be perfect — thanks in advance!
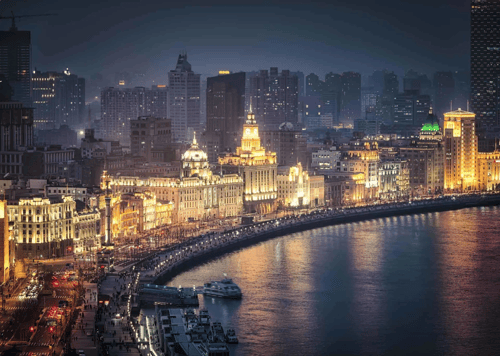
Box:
[147,194,500,286]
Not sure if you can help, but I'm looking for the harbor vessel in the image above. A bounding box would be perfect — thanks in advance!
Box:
[203,276,242,299]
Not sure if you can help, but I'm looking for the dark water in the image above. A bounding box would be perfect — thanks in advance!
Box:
[168,207,500,355]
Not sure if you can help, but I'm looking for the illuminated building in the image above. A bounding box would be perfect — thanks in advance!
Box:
[74,207,101,256]
[443,109,478,191]
[0,201,9,283]
[219,109,278,214]
[312,147,341,171]
[400,109,445,195]
[477,151,500,191]
[277,163,309,207]
[324,172,366,206]
[378,159,410,201]
[168,53,200,142]
[340,142,379,200]
[7,196,99,260]
[97,190,171,243]
[103,136,244,223]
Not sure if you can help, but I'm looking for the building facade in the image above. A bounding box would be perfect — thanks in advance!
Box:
[8,196,77,260]
[168,53,200,143]
[219,109,278,213]
[0,27,31,107]
[130,116,172,162]
[400,109,445,195]
[470,0,500,131]
[32,69,85,130]
[249,68,299,130]
[443,109,478,191]
[204,72,246,162]
[103,136,244,223]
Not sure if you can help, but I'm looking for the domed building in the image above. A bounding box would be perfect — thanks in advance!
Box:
[419,108,442,141]
[104,134,244,223]
[181,133,211,178]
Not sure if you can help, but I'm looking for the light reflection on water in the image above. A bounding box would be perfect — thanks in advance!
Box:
[167,207,500,355]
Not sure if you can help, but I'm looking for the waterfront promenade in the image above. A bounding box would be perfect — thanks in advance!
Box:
[98,193,500,356]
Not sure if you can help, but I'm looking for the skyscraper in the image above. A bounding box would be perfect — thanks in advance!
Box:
[0,25,31,107]
[100,86,168,146]
[306,73,322,97]
[249,68,298,130]
[471,0,500,130]
[340,72,361,125]
[443,109,478,191]
[205,72,246,162]
[32,69,85,129]
[168,53,200,142]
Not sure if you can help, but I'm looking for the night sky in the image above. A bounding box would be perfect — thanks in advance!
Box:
[1,0,470,82]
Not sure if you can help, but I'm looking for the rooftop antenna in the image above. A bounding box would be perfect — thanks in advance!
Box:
[450,100,453,111]
[467,100,470,112]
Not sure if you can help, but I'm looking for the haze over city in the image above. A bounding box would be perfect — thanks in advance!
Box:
[1,1,500,355]
[2,0,470,81]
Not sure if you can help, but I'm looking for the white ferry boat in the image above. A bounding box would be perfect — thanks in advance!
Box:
[203,276,242,299]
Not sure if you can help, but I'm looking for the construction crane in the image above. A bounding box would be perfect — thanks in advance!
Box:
[0,11,57,31]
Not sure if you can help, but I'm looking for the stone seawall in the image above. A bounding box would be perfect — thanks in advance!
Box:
[152,195,500,286]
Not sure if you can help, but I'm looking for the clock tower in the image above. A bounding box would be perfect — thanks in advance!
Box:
[219,106,278,214]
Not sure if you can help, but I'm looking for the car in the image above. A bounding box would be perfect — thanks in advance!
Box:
[85,330,92,337]
[78,350,86,356]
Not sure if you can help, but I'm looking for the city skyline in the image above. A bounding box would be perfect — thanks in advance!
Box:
[0,0,470,82]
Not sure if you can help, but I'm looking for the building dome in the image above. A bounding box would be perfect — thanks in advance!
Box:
[279,122,295,131]
[421,107,440,132]
[181,132,208,162]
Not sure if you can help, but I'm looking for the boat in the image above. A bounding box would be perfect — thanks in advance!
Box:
[226,328,238,344]
[203,276,242,299]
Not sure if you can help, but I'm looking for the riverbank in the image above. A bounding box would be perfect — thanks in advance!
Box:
[150,193,500,286]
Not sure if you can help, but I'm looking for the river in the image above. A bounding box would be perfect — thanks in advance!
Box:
[167,206,500,355]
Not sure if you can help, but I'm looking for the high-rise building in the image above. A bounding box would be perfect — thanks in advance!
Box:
[168,53,200,142]
[443,109,478,191]
[219,109,278,214]
[32,69,85,129]
[204,72,246,162]
[471,0,500,131]
[306,73,322,97]
[0,102,34,174]
[392,91,431,129]
[339,72,361,125]
[291,71,305,97]
[100,86,168,146]
[249,68,298,130]
[0,26,31,107]
[433,71,455,118]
